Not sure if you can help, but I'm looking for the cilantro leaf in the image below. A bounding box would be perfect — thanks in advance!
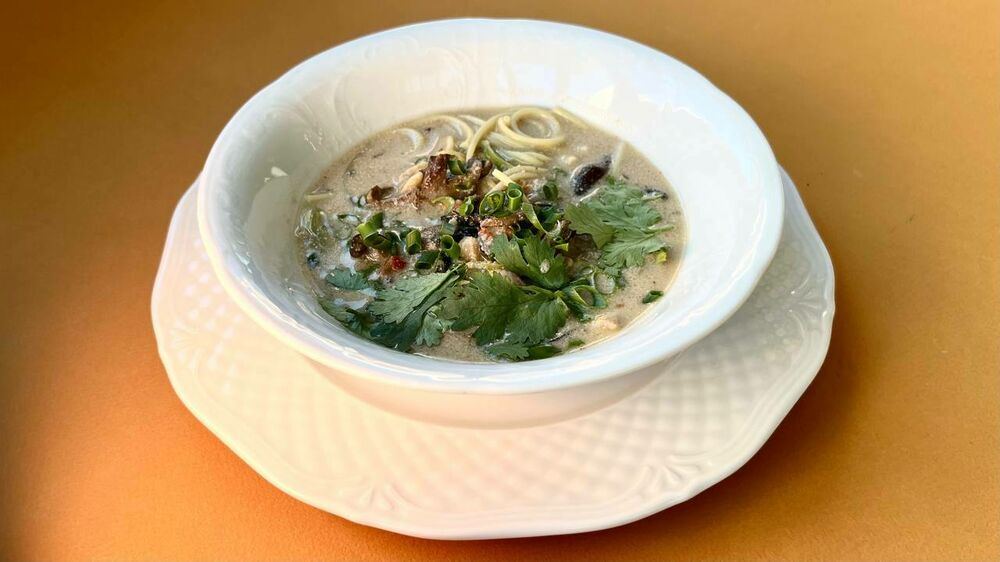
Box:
[415,307,451,347]
[367,270,461,351]
[325,267,371,291]
[483,341,562,361]
[490,233,567,290]
[369,271,455,324]
[319,300,371,335]
[444,271,523,345]
[483,341,530,360]
[600,229,668,272]
[564,204,614,247]
[585,180,662,232]
[567,179,673,274]
[506,293,569,345]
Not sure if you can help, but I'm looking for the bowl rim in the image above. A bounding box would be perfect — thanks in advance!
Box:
[197,18,783,395]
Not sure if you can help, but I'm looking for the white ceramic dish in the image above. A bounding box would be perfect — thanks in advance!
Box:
[154,168,833,539]
[196,19,784,404]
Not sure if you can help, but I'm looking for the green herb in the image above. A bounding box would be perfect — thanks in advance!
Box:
[563,204,614,247]
[565,178,673,274]
[505,291,569,345]
[415,307,452,347]
[642,290,664,304]
[601,230,670,272]
[444,271,525,344]
[527,344,561,359]
[490,233,567,290]
[567,338,586,349]
[483,341,561,361]
[483,341,530,360]
[366,269,462,351]
[325,267,371,291]
[442,271,569,348]
[542,180,559,201]
[319,301,371,335]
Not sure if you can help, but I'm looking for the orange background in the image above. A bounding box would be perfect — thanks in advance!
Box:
[2,1,998,560]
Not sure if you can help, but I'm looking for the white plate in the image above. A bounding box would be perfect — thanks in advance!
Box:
[152,167,833,539]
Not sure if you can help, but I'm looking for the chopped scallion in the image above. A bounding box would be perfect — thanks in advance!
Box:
[642,290,664,304]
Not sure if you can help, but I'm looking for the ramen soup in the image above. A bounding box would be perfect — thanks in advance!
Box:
[296,107,686,362]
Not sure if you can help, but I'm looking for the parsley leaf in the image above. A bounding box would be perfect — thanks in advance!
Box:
[444,271,523,345]
[490,233,567,290]
[325,267,371,291]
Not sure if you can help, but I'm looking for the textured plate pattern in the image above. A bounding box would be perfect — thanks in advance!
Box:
[152,168,834,539]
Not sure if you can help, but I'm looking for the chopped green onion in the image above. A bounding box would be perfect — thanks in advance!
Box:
[642,290,664,304]
[356,213,394,252]
[432,196,455,211]
[405,229,422,254]
[479,190,506,216]
[481,141,509,170]
[414,250,440,270]
[505,185,523,214]
[457,199,474,216]
[554,242,569,252]
[562,285,608,309]
[447,157,466,176]
[654,250,669,263]
[440,221,456,236]
[439,235,461,260]
[543,180,559,201]
[521,200,562,238]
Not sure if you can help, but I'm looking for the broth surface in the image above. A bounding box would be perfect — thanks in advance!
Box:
[297,107,685,362]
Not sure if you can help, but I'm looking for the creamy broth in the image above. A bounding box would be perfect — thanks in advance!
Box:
[297,107,685,362]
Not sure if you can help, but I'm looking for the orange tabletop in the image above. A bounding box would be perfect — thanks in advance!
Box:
[2,1,997,560]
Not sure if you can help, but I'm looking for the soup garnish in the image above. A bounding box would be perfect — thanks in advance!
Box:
[297,107,685,362]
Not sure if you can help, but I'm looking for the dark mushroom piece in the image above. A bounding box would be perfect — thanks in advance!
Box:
[348,234,369,259]
[570,157,611,195]
[420,153,449,195]
[365,184,394,207]
[642,188,668,200]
